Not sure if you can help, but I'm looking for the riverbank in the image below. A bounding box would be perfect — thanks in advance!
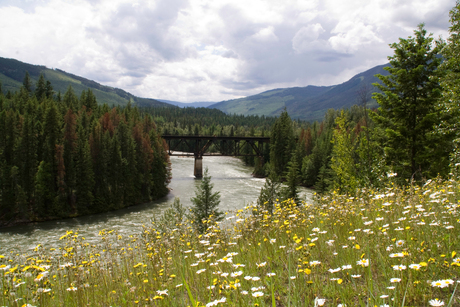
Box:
[1,178,458,306]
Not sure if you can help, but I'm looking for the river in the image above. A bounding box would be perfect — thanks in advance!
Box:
[0,156,313,255]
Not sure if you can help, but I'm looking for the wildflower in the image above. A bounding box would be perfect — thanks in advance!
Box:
[396,240,405,247]
[380,295,389,298]
[342,265,352,270]
[409,264,421,270]
[270,239,276,244]
[231,271,243,277]
[241,290,248,295]
[390,278,401,283]
[389,253,404,258]
[256,262,267,268]
[266,272,276,277]
[310,260,321,266]
[351,274,361,278]
[244,276,252,280]
[251,276,261,281]
[428,298,445,306]
[314,297,326,306]
[312,227,320,232]
[356,259,369,267]
[392,264,406,271]
[252,291,264,297]
[196,269,206,274]
[66,286,77,291]
[328,267,341,273]
[157,289,168,296]
[432,279,454,288]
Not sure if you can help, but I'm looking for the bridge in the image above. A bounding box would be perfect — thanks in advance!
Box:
[162,135,270,178]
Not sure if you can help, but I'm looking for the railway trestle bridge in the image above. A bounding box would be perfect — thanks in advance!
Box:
[161,135,270,178]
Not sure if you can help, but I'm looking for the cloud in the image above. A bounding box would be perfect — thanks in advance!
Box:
[0,0,455,103]
[292,24,327,53]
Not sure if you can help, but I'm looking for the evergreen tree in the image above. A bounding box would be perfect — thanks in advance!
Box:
[282,153,301,203]
[35,73,47,101]
[270,110,295,177]
[257,165,281,214]
[439,2,460,174]
[22,71,32,94]
[190,168,223,233]
[330,111,359,193]
[372,24,446,181]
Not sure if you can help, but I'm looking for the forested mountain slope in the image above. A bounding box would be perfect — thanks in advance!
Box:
[0,57,171,108]
[210,63,390,121]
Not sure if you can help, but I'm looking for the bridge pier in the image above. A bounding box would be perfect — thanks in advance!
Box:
[194,156,203,178]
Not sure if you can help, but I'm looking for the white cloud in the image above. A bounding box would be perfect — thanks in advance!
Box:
[292,23,327,53]
[0,0,455,103]
[329,21,383,54]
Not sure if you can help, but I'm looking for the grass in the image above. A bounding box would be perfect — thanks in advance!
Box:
[1,177,459,306]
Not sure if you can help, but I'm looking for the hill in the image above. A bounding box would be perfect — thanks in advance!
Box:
[157,99,216,108]
[0,57,171,108]
[209,63,390,121]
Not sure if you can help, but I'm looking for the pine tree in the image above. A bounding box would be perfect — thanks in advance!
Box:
[282,153,301,203]
[257,165,281,214]
[372,24,446,181]
[190,167,223,233]
[22,71,32,94]
[35,73,47,101]
[438,2,460,175]
[270,109,295,177]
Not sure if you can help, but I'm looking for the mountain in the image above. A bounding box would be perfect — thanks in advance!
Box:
[0,57,172,108]
[157,99,217,108]
[209,63,390,121]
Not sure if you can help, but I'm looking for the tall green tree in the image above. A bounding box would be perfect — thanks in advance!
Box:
[190,168,223,233]
[330,111,358,193]
[372,24,446,181]
[439,1,460,174]
[35,74,47,101]
[270,110,295,177]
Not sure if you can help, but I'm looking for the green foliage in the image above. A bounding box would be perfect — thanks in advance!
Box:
[439,2,460,176]
[330,111,359,193]
[190,168,223,233]
[0,74,171,225]
[372,24,447,182]
[257,165,281,214]
[270,109,295,177]
[281,153,301,203]
[155,197,186,233]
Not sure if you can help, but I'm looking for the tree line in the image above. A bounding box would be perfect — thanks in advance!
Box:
[257,5,460,205]
[0,74,171,226]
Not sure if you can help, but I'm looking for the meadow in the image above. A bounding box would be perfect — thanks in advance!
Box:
[0,177,459,307]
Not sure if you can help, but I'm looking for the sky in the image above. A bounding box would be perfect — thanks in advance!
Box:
[0,0,456,103]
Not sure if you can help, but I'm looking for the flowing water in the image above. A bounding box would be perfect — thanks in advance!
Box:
[0,156,313,255]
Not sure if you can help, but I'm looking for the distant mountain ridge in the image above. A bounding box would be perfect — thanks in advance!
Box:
[157,99,216,108]
[0,56,389,121]
[209,63,390,121]
[0,56,171,108]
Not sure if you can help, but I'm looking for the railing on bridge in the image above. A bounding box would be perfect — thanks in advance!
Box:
[161,135,270,178]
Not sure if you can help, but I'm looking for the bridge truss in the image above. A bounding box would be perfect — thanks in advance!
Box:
[161,135,270,177]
